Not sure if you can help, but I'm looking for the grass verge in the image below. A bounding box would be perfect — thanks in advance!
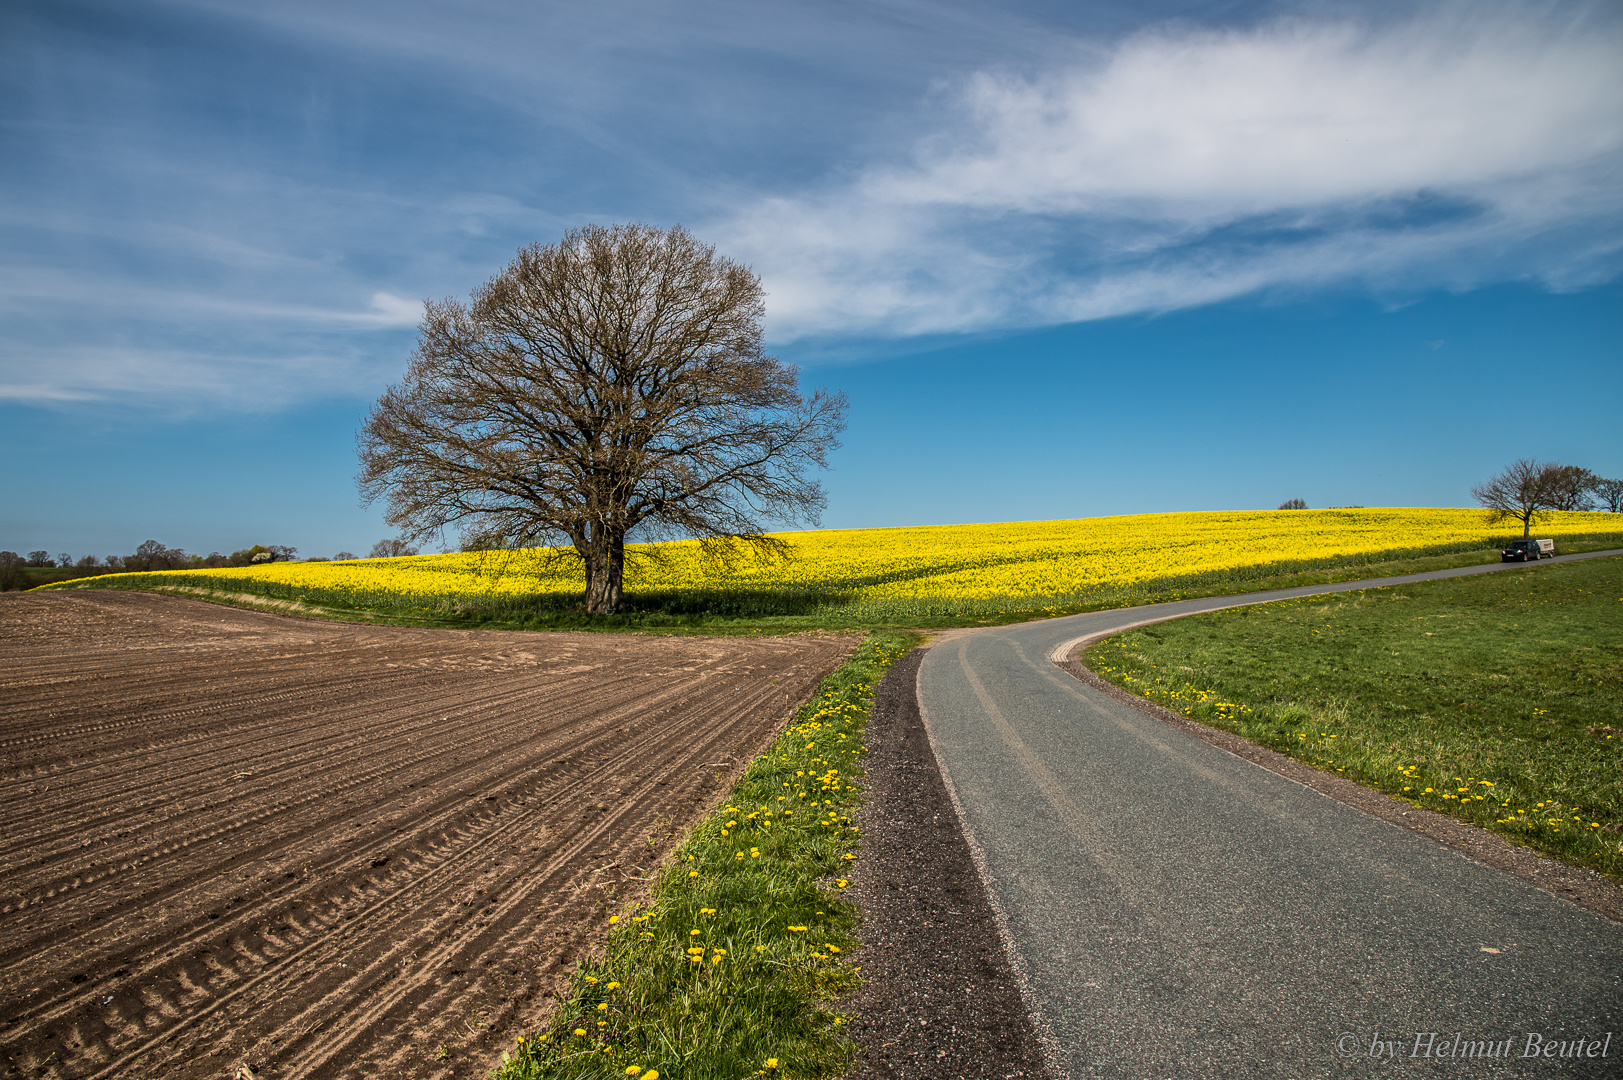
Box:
[47,536,1623,636]
[487,632,916,1080]
[1083,555,1623,879]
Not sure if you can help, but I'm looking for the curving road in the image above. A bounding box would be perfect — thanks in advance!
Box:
[916,552,1623,1079]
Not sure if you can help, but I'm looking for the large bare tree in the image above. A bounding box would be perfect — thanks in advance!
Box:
[1472,459,1547,536]
[358,223,846,614]
[1471,458,1593,536]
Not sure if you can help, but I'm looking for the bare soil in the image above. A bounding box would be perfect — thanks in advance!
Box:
[0,590,854,1080]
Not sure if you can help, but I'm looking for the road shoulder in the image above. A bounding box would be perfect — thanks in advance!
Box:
[844,648,1057,1079]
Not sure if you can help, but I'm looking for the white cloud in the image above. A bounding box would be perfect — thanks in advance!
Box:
[362,292,422,326]
[714,5,1623,340]
[908,14,1619,211]
[0,342,397,413]
[0,267,423,329]
[0,384,102,402]
[0,270,424,408]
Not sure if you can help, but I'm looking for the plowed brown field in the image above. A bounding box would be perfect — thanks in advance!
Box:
[0,590,854,1080]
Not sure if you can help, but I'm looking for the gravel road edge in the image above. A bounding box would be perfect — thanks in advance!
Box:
[844,648,1060,1080]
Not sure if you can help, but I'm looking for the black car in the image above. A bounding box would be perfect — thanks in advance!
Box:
[1501,539,1549,562]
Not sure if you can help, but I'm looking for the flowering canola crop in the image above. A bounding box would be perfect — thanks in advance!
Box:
[70,508,1620,614]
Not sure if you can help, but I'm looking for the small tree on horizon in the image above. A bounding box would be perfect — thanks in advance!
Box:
[126,540,189,571]
[229,545,269,567]
[369,538,419,558]
[1277,498,1308,510]
[1471,458,1587,537]
[1539,465,1598,512]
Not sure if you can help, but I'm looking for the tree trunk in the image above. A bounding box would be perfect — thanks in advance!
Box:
[583,532,626,614]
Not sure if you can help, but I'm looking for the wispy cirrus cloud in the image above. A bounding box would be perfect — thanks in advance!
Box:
[0,339,407,410]
[712,6,1623,341]
[0,261,422,408]
[4,1,1618,409]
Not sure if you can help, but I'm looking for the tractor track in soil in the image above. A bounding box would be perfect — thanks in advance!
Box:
[0,589,854,1079]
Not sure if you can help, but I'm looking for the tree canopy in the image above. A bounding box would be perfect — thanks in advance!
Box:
[358,223,846,613]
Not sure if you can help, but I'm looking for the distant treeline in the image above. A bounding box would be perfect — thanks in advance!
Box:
[0,538,434,591]
[0,540,304,591]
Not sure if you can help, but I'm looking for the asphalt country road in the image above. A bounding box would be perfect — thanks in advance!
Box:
[915,552,1623,1079]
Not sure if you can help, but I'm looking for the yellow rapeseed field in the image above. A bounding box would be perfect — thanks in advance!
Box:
[71,508,1621,616]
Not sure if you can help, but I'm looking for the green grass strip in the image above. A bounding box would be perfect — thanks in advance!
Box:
[1084,555,1623,879]
[488,632,916,1080]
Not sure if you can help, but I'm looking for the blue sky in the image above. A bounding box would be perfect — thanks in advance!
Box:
[3,0,1620,559]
